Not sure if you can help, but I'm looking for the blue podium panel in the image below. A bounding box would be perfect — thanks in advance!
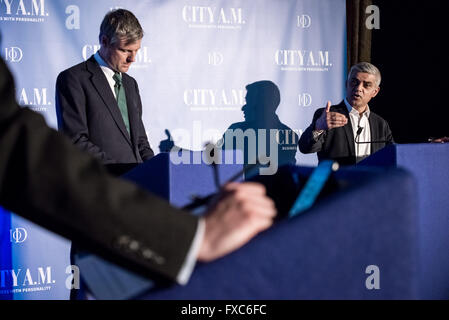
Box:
[139,167,419,299]
[123,151,244,208]
[360,143,449,299]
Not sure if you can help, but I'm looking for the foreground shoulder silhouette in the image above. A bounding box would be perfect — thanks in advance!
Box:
[0,58,276,284]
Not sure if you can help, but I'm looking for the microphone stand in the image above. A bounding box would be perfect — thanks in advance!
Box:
[354,127,390,144]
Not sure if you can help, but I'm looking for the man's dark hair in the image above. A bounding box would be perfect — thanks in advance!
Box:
[99,9,144,46]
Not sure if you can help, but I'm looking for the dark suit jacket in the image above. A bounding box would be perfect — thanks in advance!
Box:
[0,58,197,283]
[298,101,394,165]
[55,55,154,164]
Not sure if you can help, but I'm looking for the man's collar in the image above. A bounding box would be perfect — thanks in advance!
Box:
[94,51,120,77]
[344,98,370,117]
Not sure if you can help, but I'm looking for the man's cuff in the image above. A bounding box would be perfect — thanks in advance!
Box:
[312,130,325,141]
[175,218,205,285]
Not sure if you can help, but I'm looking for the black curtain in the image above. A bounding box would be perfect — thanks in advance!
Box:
[346,0,373,72]
[347,0,449,143]
[370,0,449,143]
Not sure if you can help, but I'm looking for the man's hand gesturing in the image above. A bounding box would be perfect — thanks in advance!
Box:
[315,101,348,131]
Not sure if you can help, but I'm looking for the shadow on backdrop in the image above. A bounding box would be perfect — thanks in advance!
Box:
[159,81,298,177]
[219,80,298,176]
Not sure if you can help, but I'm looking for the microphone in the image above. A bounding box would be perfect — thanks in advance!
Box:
[209,149,221,191]
[354,126,363,145]
[354,126,390,144]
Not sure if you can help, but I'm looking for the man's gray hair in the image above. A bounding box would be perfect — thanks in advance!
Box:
[348,62,381,87]
[99,9,143,46]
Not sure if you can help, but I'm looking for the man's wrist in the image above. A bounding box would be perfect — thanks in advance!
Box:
[312,130,325,140]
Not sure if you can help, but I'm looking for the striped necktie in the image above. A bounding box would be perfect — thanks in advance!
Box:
[112,72,130,136]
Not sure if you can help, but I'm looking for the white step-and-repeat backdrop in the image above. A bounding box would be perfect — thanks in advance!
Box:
[0,0,346,299]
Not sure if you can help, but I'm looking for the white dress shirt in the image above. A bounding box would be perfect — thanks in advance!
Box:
[344,98,371,159]
[94,52,119,99]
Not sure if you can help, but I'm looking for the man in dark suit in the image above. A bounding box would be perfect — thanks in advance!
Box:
[298,62,394,165]
[0,57,275,289]
[56,9,153,165]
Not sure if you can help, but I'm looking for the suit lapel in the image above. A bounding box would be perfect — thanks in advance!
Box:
[368,115,381,153]
[337,101,356,157]
[86,56,132,146]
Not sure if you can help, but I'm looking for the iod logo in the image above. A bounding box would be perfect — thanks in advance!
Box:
[10,227,27,243]
[297,14,311,28]
[4,47,23,63]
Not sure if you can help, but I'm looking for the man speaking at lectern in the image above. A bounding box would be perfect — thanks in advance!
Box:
[56,9,154,165]
[298,62,394,165]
